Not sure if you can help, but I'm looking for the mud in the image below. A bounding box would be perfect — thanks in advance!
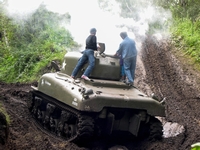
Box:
[0,36,200,150]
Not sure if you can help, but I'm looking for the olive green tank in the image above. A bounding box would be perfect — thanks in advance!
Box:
[30,43,165,143]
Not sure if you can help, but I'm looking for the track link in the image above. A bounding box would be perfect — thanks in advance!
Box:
[30,90,94,143]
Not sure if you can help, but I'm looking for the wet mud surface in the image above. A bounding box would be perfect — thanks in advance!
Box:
[0,36,200,150]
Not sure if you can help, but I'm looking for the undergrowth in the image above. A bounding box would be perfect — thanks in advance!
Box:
[0,103,10,124]
[171,18,200,64]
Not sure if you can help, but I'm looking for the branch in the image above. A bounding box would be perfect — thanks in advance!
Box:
[124,0,133,13]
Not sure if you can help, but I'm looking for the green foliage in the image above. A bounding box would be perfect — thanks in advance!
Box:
[0,3,79,83]
[171,18,200,62]
[10,4,75,50]
[191,142,200,150]
[99,0,200,67]
[1,0,200,83]
[98,0,172,34]
[0,103,10,124]
[0,47,67,83]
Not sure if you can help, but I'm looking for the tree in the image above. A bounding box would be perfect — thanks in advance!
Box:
[98,0,172,34]
[0,3,79,82]
[0,0,15,55]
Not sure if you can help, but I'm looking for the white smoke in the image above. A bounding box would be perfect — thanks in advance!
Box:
[5,0,172,54]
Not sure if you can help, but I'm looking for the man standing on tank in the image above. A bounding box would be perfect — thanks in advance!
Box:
[71,28,100,80]
[115,32,137,86]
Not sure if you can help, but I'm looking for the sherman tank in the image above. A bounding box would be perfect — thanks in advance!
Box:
[30,43,165,143]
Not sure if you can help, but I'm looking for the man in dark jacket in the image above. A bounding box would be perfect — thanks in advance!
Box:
[71,28,99,80]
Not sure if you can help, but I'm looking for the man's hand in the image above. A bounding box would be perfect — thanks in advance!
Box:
[97,43,101,49]
[114,53,119,57]
[113,53,120,58]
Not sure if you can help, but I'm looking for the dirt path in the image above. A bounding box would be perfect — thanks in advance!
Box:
[0,36,200,150]
[137,37,200,149]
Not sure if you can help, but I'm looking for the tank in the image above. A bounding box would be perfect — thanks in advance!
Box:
[30,43,165,143]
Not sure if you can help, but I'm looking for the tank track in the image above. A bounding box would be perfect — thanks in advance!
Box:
[137,116,163,141]
[31,116,66,142]
[30,90,95,143]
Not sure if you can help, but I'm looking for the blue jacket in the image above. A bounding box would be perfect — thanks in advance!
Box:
[116,37,137,59]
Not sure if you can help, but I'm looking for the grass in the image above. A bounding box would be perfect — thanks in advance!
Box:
[0,102,10,125]
[171,18,200,64]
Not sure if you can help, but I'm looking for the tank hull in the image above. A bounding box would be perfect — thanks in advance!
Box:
[30,51,165,142]
[33,72,165,117]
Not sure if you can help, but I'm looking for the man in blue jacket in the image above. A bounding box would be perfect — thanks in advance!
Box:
[115,32,137,86]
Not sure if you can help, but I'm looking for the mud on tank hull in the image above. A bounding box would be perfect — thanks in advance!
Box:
[30,74,165,143]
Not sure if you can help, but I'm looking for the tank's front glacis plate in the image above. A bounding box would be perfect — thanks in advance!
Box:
[33,72,165,117]
[36,73,83,109]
